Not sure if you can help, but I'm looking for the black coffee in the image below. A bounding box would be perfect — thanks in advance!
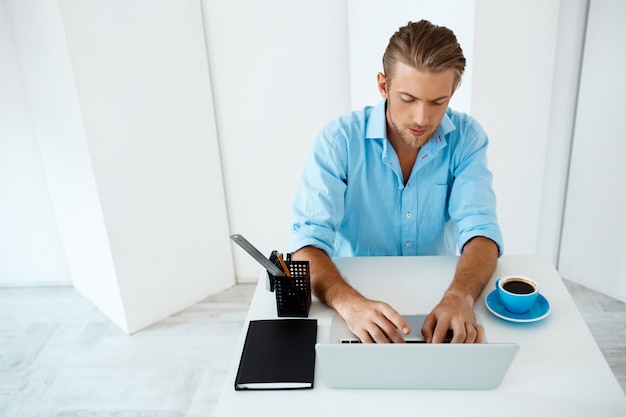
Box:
[503,279,535,295]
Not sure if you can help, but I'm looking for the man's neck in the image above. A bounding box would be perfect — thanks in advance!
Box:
[387,131,420,185]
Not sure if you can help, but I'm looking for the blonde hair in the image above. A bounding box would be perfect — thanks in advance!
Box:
[382,20,466,87]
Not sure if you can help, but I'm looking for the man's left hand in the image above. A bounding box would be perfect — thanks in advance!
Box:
[421,290,484,343]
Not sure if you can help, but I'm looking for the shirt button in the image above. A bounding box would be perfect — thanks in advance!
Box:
[405,241,411,247]
[406,212,412,218]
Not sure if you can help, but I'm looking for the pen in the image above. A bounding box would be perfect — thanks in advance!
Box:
[277,252,291,277]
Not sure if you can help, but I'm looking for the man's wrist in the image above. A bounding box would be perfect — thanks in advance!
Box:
[443,287,476,307]
[326,282,363,316]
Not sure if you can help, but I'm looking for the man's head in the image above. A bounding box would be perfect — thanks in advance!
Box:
[378,20,466,149]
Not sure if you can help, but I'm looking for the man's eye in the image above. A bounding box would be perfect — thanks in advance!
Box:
[400,96,414,103]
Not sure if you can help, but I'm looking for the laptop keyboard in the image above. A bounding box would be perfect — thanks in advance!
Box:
[340,339,428,343]
[339,330,454,344]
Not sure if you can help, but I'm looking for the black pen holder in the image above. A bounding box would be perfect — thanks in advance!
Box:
[268,255,311,317]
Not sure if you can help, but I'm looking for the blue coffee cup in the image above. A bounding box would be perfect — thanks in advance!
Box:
[496,275,539,314]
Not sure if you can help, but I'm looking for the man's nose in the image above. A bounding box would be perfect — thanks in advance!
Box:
[413,102,429,126]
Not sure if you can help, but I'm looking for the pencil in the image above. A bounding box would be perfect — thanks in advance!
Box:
[277,252,291,277]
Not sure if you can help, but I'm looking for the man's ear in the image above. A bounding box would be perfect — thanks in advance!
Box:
[377,72,389,98]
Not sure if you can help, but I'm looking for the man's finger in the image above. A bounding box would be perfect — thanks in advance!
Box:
[463,322,477,343]
[421,313,436,343]
[475,324,485,343]
[437,320,462,343]
[381,305,411,342]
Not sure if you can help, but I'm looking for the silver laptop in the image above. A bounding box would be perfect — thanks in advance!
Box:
[315,314,519,390]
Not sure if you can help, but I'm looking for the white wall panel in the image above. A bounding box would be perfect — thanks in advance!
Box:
[203,0,351,281]
[473,0,560,255]
[559,0,626,303]
[0,0,70,286]
[7,0,126,326]
[538,1,589,264]
[59,0,234,332]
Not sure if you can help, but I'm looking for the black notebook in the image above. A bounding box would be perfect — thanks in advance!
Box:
[234,319,317,390]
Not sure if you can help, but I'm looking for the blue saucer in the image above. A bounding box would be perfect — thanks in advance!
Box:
[485,290,550,323]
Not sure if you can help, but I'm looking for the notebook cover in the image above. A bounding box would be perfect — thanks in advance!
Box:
[234,319,317,390]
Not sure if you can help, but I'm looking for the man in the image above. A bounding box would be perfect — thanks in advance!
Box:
[289,20,502,344]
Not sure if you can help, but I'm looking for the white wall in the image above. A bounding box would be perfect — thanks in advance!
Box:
[203,0,351,281]
[473,0,561,256]
[539,1,589,263]
[57,0,235,332]
[0,0,70,286]
[3,0,622,318]
[8,0,128,328]
[559,0,626,303]
[2,0,235,333]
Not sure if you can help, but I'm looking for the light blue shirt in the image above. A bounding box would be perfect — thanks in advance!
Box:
[289,99,503,258]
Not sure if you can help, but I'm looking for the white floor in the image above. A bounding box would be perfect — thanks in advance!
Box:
[0,283,255,417]
[0,280,623,416]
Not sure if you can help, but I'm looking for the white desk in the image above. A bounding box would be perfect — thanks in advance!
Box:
[214,255,626,416]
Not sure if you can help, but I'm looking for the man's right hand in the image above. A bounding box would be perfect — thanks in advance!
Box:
[292,245,410,343]
[338,296,411,343]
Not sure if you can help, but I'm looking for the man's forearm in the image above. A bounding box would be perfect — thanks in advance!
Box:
[291,245,363,312]
[446,236,499,305]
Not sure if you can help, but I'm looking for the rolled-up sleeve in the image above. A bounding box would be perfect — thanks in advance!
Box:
[448,119,504,256]
[289,128,348,257]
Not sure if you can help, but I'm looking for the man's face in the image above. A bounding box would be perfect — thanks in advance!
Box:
[378,62,457,149]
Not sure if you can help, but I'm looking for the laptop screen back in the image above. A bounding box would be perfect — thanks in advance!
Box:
[316,315,519,390]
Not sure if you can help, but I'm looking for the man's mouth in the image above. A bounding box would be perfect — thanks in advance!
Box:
[409,128,427,137]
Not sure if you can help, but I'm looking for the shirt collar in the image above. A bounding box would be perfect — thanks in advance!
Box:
[365,100,388,140]
[437,109,456,138]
